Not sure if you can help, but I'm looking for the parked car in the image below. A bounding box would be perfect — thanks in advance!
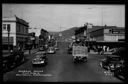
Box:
[113,60,126,81]
[103,48,118,55]
[99,55,121,71]
[112,47,125,58]
[47,47,55,54]
[3,56,11,73]
[3,49,25,73]
[32,55,48,66]
[13,50,25,64]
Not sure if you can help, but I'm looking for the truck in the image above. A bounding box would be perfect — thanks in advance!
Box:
[72,43,88,63]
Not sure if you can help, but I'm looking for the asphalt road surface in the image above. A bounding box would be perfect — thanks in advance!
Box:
[3,42,123,82]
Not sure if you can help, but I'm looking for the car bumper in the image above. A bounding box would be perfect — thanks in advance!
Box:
[47,51,55,53]
[32,63,46,66]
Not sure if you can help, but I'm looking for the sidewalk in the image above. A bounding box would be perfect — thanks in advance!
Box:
[24,48,39,55]
[89,50,98,54]
[89,50,113,55]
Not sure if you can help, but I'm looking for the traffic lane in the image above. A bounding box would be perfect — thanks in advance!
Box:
[41,42,121,82]
[58,53,122,82]
[55,42,122,82]
[44,42,122,82]
[35,42,73,82]
[39,45,69,82]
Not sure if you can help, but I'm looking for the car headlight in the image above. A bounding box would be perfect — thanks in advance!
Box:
[116,64,121,68]
[74,57,76,59]
[40,61,44,63]
[110,64,114,68]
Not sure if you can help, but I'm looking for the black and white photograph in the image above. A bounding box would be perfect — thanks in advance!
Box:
[2,4,126,82]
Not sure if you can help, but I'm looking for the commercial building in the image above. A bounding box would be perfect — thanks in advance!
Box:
[39,28,49,47]
[2,15,29,49]
[87,25,125,42]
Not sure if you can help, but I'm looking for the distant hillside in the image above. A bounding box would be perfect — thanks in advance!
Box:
[48,27,78,41]
[48,31,59,35]
[60,27,78,39]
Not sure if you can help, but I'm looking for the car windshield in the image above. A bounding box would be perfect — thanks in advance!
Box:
[33,58,42,61]
[49,47,53,50]
[108,57,120,61]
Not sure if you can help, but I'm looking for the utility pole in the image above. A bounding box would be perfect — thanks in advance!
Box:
[7,24,10,54]
[101,7,103,27]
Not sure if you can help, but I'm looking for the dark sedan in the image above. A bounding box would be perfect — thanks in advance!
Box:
[99,55,121,71]
[113,60,126,81]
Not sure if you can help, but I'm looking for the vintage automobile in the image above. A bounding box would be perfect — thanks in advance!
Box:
[112,47,126,81]
[99,55,121,71]
[112,47,125,57]
[47,47,55,54]
[3,49,25,73]
[32,55,48,66]
[113,60,126,81]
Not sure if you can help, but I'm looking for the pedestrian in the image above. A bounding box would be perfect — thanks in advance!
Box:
[98,46,102,55]
[100,46,104,55]
[103,46,106,52]
[107,46,109,52]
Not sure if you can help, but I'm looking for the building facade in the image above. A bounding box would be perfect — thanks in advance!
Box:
[2,15,29,49]
[39,28,49,47]
[87,26,125,42]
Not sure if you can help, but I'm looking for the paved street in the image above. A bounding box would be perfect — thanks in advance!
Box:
[3,42,123,82]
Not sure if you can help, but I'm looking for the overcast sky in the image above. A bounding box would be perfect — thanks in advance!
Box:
[2,4,125,36]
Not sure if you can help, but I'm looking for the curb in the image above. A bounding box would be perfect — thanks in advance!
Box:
[24,49,39,55]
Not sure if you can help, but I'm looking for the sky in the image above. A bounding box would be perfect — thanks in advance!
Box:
[2,4,125,36]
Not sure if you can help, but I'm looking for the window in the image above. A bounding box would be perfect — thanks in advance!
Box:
[19,25,21,32]
[2,24,11,31]
[2,24,7,30]
[23,26,24,33]
[109,29,112,33]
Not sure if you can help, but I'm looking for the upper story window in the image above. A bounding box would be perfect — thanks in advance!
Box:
[23,26,25,33]
[19,25,21,32]
[2,24,11,31]
[2,24,6,30]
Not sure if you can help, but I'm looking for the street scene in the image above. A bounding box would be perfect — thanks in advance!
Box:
[2,4,126,82]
